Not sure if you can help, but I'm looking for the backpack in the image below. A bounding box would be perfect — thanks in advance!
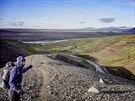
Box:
[1,62,15,89]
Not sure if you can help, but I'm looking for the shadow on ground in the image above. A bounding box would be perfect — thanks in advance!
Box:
[101,89,135,94]
[101,66,135,81]
[75,54,98,62]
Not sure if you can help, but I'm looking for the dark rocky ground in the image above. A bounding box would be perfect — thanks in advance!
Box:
[0,55,135,101]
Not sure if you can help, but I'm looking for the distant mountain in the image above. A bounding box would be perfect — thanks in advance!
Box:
[0,27,132,33]
[83,27,131,32]
[126,27,135,33]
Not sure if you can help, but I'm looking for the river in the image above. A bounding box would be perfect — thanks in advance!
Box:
[69,54,105,73]
[23,38,93,44]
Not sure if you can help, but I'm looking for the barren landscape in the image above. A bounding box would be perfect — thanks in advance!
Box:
[0,55,135,101]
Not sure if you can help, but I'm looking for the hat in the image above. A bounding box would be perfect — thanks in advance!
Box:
[17,56,25,63]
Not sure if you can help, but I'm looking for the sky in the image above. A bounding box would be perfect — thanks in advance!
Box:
[0,0,135,29]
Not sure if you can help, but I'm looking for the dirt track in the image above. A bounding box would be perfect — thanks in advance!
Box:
[0,54,135,101]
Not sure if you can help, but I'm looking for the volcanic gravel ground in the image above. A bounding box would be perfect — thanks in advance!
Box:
[0,54,135,101]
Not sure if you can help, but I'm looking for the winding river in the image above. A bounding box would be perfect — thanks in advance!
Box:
[69,54,105,73]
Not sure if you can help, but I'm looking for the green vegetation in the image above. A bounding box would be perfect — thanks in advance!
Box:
[32,44,61,51]
[32,35,135,54]
[0,39,37,67]
[131,73,135,80]
[0,39,36,54]
[32,35,135,74]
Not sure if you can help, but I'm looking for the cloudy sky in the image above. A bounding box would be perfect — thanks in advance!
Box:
[0,0,135,29]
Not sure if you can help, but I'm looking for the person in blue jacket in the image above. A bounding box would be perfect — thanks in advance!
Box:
[8,56,32,101]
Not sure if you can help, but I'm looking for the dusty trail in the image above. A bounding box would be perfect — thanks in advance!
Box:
[26,55,50,101]
[27,55,135,101]
[0,54,135,101]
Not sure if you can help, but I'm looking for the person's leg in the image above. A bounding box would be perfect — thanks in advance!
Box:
[8,89,20,101]
[14,91,20,101]
[8,89,15,101]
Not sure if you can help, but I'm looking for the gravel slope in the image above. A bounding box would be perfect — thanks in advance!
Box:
[0,54,135,101]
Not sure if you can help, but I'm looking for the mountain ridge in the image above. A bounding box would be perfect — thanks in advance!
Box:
[126,27,135,33]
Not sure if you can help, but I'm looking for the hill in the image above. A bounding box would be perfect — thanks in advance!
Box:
[0,39,36,67]
[0,36,135,100]
[32,35,135,74]
[62,35,135,74]
[126,27,135,33]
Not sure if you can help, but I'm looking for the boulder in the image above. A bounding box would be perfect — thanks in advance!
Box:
[99,78,104,83]
[88,86,100,93]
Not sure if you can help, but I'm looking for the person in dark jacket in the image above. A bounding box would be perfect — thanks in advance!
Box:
[8,56,32,101]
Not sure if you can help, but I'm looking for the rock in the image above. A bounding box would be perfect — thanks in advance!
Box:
[0,80,5,89]
[52,74,58,79]
[88,86,100,93]
[99,78,104,84]
[47,85,50,88]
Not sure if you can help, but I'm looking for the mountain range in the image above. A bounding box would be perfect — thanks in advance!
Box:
[126,27,135,33]
[0,27,134,33]
[83,27,135,33]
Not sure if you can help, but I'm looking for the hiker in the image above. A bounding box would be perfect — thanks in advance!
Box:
[8,56,32,101]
